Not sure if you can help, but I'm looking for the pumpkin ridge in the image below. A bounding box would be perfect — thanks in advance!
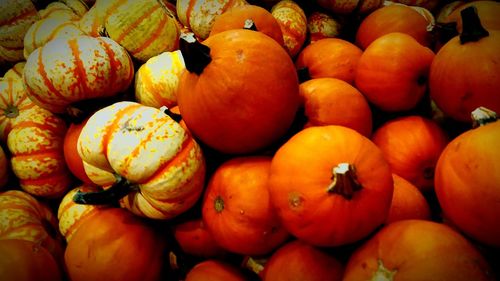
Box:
[68,37,92,101]
[0,9,38,26]
[185,0,196,28]
[97,37,119,95]
[35,47,73,103]
[129,8,169,56]
[9,148,62,158]
[9,120,63,135]
[62,205,99,239]
[29,20,43,53]
[113,4,161,45]
[0,222,49,238]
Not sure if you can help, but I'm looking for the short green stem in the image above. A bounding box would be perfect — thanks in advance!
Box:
[73,174,138,205]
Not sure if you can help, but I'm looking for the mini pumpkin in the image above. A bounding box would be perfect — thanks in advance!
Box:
[271,0,307,57]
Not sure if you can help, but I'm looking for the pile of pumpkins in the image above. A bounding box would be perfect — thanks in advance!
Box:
[1,0,499,280]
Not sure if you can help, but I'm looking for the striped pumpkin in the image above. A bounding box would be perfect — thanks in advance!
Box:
[23,35,134,114]
[307,11,342,43]
[7,106,72,198]
[0,77,36,142]
[76,101,206,220]
[78,5,101,37]
[0,145,7,189]
[0,190,65,262]
[94,0,181,62]
[59,0,91,17]
[135,50,185,108]
[271,0,308,58]
[0,0,40,63]
[38,2,81,21]
[2,61,25,80]
[176,0,248,40]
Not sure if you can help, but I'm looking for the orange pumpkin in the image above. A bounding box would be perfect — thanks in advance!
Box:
[299,77,373,137]
[343,220,494,281]
[268,125,394,247]
[23,35,134,114]
[209,4,285,47]
[0,239,63,281]
[177,30,299,154]
[76,101,206,220]
[0,145,7,189]
[435,107,500,247]
[7,106,72,198]
[0,190,65,264]
[184,260,248,281]
[202,156,289,256]
[355,32,435,112]
[295,38,363,84]
[429,6,500,122]
[64,207,167,281]
[386,174,431,224]
[445,1,500,33]
[270,0,307,57]
[371,115,449,192]
[261,240,344,281]
[173,218,228,258]
[63,117,95,185]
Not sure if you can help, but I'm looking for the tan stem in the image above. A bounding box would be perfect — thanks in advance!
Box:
[371,259,397,281]
[327,163,362,199]
[471,107,497,128]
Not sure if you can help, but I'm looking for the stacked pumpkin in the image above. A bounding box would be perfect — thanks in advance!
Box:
[0,0,499,280]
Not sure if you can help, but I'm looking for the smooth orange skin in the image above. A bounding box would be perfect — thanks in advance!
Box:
[185,260,247,281]
[63,118,94,185]
[295,38,363,84]
[435,120,500,247]
[209,5,285,47]
[299,77,373,137]
[177,29,300,154]
[0,239,63,281]
[355,32,435,112]
[268,125,394,247]
[386,174,431,224]
[64,208,166,281]
[356,5,433,50]
[371,115,449,192]
[262,240,344,281]
[343,220,494,281]
[173,218,228,258]
[202,156,289,256]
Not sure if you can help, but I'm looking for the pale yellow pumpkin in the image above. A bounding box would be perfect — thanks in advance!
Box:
[135,50,185,108]
[38,2,81,21]
[2,61,25,80]
[59,0,91,17]
[77,101,206,220]
[271,0,308,57]
[78,5,101,37]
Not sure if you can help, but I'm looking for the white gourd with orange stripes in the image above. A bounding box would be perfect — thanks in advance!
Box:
[135,50,186,108]
[176,0,248,40]
[93,0,181,62]
[23,35,134,114]
[271,0,307,57]
[7,106,72,198]
[2,61,25,80]
[77,101,206,220]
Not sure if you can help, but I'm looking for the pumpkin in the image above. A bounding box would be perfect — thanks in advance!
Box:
[99,0,181,62]
[184,260,248,281]
[355,4,434,49]
[176,0,248,40]
[135,50,185,109]
[57,185,110,242]
[435,107,500,247]
[173,218,228,258]
[443,0,500,33]
[59,0,90,17]
[64,207,167,281]
[0,77,36,142]
[38,2,81,20]
[429,6,500,122]
[75,101,206,220]
[0,145,8,189]
[78,4,101,37]
[355,32,435,112]
[316,0,383,14]
[0,0,40,63]
[343,220,494,281]
[63,117,95,184]
[299,77,373,137]
[307,11,342,44]
[7,106,72,198]
[270,0,307,57]
[23,35,134,114]
[386,174,431,224]
[0,239,63,281]
[177,30,300,154]
[261,240,344,281]
[2,61,25,80]
[202,156,289,256]
[209,4,285,47]
[371,115,449,192]
[0,190,65,263]
[295,38,363,84]
[268,125,394,247]
[388,0,440,11]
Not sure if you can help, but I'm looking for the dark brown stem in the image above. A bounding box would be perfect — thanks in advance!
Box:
[297,67,311,83]
[161,106,182,123]
[179,32,212,75]
[459,6,489,44]
[326,163,362,200]
[73,174,138,205]
[433,21,459,46]
[471,107,497,128]
[244,19,257,31]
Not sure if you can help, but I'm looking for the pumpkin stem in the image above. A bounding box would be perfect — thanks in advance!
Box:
[160,106,182,123]
[244,19,257,31]
[73,174,138,205]
[297,67,311,83]
[370,259,397,281]
[459,6,489,44]
[471,107,497,128]
[326,163,362,199]
[242,256,267,277]
[179,32,212,75]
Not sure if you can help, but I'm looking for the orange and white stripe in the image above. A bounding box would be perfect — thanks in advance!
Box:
[271,0,307,57]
